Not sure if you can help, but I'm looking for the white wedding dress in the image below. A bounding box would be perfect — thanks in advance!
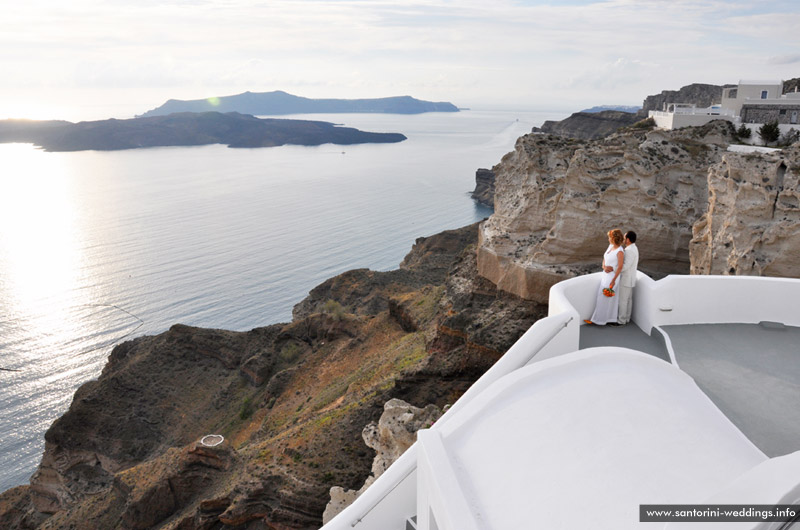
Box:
[589,244,621,325]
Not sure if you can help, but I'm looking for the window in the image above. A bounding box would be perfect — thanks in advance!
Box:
[761,90,768,99]
[780,109,787,115]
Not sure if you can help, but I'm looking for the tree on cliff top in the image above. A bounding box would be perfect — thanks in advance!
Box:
[758,121,780,145]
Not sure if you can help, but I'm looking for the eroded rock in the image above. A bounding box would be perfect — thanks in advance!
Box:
[322,399,442,524]
[690,147,800,275]
[478,121,735,302]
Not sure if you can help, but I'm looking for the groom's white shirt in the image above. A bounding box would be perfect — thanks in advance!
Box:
[620,243,639,288]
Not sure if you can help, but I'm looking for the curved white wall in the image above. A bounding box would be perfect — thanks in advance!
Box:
[551,272,800,334]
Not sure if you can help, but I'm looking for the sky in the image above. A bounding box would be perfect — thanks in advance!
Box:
[2,0,799,121]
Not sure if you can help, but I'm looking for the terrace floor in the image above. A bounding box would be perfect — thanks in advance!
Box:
[580,322,800,457]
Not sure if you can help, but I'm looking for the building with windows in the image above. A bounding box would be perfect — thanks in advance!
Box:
[650,79,800,132]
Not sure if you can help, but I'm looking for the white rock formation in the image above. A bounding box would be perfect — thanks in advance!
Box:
[322,398,441,524]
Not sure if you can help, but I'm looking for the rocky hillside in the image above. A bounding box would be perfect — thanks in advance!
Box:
[534,110,642,140]
[783,77,800,94]
[638,82,732,115]
[0,223,544,530]
[477,119,800,302]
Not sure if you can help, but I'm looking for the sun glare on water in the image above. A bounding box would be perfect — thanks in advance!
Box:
[0,144,85,330]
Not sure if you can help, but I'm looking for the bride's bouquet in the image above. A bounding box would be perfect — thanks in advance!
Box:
[602,287,615,297]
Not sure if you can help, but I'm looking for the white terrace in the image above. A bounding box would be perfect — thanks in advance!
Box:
[321,272,800,530]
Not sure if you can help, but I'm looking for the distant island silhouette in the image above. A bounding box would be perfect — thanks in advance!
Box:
[0,112,406,152]
[139,91,459,117]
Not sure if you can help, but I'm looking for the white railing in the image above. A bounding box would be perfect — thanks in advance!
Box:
[650,107,736,117]
[550,272,800,333]
[678,107,735,117]
[548,272,800,333]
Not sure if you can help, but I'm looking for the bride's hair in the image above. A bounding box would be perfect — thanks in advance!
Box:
[607,229,624,245]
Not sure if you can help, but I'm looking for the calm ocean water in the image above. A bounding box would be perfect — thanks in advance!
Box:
[0,109,563,491]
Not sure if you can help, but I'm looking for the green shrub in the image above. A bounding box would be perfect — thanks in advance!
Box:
[322,299,346,321]
[758,121,780,145]
[279,342,301,363]
[736,123,752,139]
[239,397,255,420]
[630,117,655,130]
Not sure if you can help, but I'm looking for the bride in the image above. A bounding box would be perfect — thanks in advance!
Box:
[585,229,625,326]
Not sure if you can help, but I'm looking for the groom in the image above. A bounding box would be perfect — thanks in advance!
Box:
[617,231,639,325]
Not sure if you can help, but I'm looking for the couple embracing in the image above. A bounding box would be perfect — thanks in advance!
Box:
[585,229,639,326]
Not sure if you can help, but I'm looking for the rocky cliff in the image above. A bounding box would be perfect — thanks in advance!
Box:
[691,148,800,275]
[477,119,800,302]
[470,168,496,208]
[784,77,800,94]
[535,110,642,140]
[638,83,732,115]
[0,223,544,529]
[478,120,730,302]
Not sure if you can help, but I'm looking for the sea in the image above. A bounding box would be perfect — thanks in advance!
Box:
[0,108,564,492]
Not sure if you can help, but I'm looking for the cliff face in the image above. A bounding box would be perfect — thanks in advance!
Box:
[477,120,735,302]
[638,83,732,115]
[783,77,800,94]
[535,110,641,140]
[1,223,544,529]
[691,147,800,275]
[470,168,496,208]
[478,119,800,303]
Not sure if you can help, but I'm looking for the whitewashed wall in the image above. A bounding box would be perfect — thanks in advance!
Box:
[637,275,800,328]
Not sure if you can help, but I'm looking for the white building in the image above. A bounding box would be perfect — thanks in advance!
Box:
[720,80,784,118]
[649,79,800,134]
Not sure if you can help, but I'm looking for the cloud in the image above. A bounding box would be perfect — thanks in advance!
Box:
[3,0,800,119]
[768,54,800,65]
